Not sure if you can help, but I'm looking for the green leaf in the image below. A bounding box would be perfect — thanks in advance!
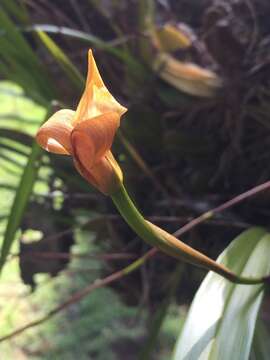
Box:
[173,227,270,360]
[0,9,55,103]
[36,30,84,91]
[250,320,270,360]
[0,0,29,24]
[0,142,42,272]
[0,108,52,272]
[29,24,147,77]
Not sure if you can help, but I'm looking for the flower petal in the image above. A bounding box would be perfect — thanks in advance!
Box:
[71,111,120,168]
[73,50,127,124]
[36,109,74,155]
[73,151,122,194]
[154,53,222,97]
[87,49,106,88]
[72,50,104,125]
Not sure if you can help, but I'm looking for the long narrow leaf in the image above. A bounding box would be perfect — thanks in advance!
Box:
[1,0,29,25]
[28,24,147,76]
[36,30,84,91]
[0,108,51,272]
[0,9,55,103]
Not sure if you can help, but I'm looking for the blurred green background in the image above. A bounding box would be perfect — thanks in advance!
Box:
[1,0,270,359]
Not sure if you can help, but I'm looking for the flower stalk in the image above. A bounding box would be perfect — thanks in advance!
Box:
[111,183,264,285]
[35,49,266,285]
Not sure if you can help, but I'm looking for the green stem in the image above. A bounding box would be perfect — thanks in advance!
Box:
[138,0,155,64]
[111,183,264,285]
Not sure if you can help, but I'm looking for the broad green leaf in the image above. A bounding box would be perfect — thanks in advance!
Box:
[250,320,270,360]
[173,227,270,360]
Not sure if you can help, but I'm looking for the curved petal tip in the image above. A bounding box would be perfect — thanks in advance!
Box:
[36,109,75,155]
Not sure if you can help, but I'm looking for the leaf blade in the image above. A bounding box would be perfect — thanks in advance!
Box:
[173,227,270,360]
[0,107,51,272]
[36,30,84,91]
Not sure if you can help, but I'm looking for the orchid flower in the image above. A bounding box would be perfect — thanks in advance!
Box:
[36,50,264,285]
[144,23,222,97]
[36,49,127,194]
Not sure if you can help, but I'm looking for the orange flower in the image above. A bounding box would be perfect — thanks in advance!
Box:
[36,50,127,194]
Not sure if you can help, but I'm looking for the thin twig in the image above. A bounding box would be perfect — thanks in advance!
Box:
[10,251,137,261]
[0,248,157,343]
[2,180,270,342]
[174,180,270,237]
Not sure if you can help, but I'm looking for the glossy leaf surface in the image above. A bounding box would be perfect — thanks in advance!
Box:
[173,227,270,360]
